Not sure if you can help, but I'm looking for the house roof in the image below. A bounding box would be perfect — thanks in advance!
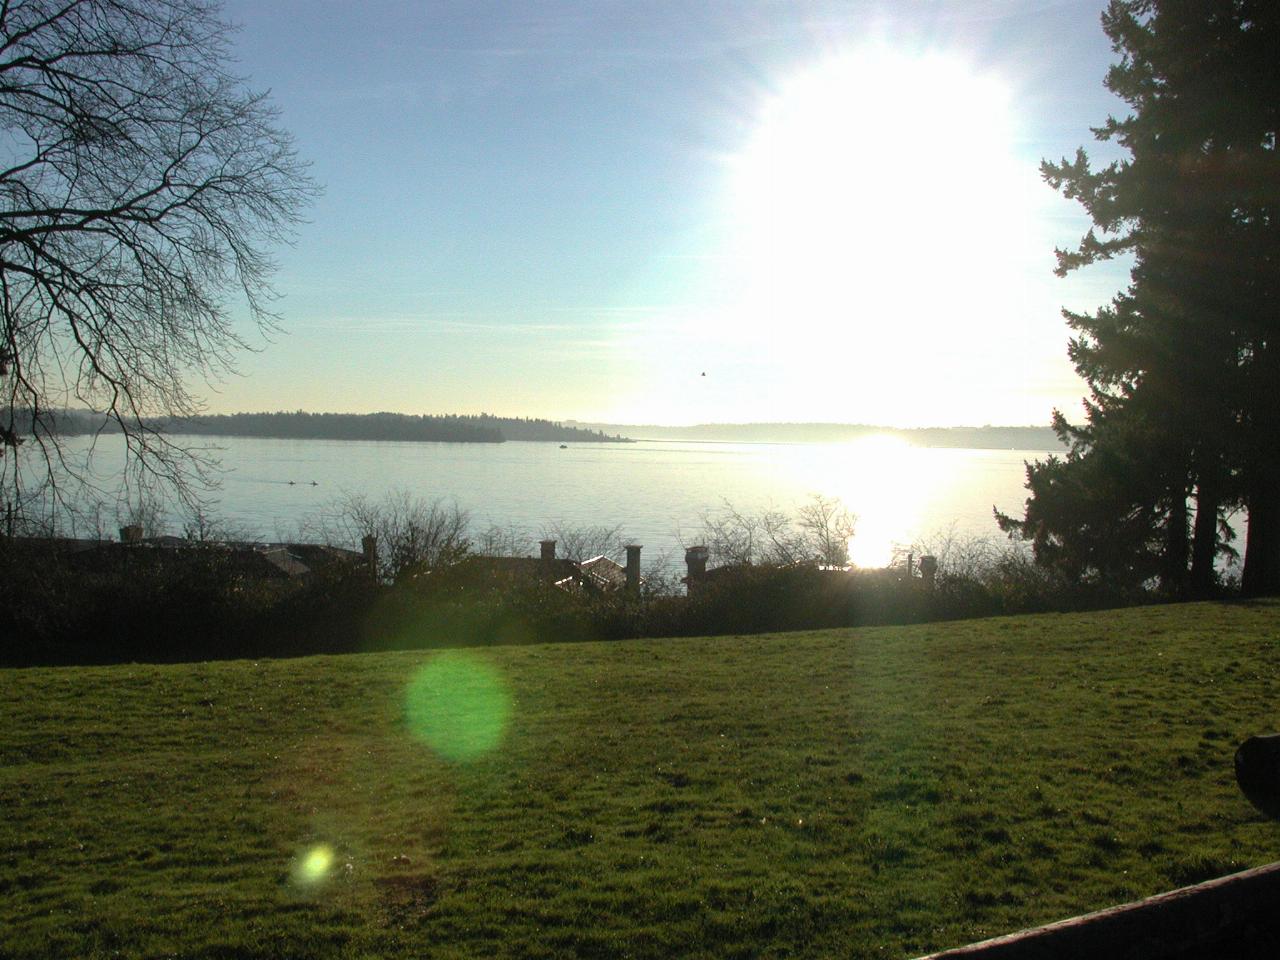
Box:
[463,555,582,583]
[578,555,627,589]
[2,535,364,579]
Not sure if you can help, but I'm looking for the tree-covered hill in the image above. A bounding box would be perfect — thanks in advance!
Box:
[21,409,630,444]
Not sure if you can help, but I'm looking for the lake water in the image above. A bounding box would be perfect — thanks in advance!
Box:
[52,433,1056,572]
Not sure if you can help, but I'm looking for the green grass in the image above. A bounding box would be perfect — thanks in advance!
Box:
[3,601,1280,959]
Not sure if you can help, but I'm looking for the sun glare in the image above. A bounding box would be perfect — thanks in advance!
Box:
[404,651,512,763]
[782,433,929,569]
[292,843,335,887]
[720,45,1044,424]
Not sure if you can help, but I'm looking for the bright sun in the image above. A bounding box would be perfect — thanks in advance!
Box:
[719,45,1044,424]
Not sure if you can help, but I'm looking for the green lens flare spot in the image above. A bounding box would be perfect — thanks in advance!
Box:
[404,652,512,762]
[292,843,334,886]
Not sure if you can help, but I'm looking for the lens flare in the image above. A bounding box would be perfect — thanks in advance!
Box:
[292,843,334,885]
[404,651,511,762]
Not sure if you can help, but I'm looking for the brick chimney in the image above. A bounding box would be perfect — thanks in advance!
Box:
[539,539,556,562]
[685,545,709,592]
[119,524,143,544]
[625,544,642,594]
[361,534,378,578]
[919,554,938,590]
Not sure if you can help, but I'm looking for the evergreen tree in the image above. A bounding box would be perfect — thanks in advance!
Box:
[1006,0,1278,595]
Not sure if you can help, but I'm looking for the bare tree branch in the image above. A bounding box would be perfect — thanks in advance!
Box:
[0,0,315,519]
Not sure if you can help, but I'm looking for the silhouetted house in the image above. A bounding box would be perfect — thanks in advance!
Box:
[284,542,372,577]
[579,554,627,590]
[455,555,583,589]
[3,530,368,581]
[682,545,854,595]
[456,540,643,594]
[579,546,645,593]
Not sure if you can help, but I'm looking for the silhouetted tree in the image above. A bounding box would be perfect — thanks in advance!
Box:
[693,495,857,568]
[0,0,314,513]
[998,405,1208,593]
[318,490,471,581]
[1005,0,1277,594]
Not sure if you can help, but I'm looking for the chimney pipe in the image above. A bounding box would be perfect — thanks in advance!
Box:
[625,544,642,594]
[919,555,938,590]
[685,545,709,592]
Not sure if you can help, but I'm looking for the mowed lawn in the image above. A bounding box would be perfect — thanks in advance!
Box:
[3,603,1280,959]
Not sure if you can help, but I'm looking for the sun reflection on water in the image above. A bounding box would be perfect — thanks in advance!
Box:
[785,434,932,569]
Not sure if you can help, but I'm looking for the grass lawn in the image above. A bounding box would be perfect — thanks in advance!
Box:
[3,601,1279,959]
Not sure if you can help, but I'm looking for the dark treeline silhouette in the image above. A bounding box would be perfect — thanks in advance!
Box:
[169,411,505,443]
[999,1,1279,598]
[21,409,629,444]
[0,491,1147,668]
[0,532,1139,669]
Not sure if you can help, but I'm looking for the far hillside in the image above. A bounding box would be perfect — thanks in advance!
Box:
[566,420,1064,449]
[21,409,631,444]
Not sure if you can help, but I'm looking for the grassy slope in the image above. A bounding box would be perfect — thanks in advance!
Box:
[2,602,1279,959]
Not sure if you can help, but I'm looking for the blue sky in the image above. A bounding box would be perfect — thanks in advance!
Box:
[214,0,1129,427]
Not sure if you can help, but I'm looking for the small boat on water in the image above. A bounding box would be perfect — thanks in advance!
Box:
[559,444,568,449]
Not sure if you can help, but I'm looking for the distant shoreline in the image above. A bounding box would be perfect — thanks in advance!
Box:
[27,410,632,445]
[565,421,1065,450]
[29,409,1064,450]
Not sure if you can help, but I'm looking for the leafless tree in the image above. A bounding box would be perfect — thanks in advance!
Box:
[691,500,763,566]
[796,494,856,567]
[474,521,530,558]
[907,524,1025,581]
[636,546,682,597]
[180,503,257,544]
[117,492,165,538]
[319,490,471,581]
[0,0,314,515]
[693,495,857,567]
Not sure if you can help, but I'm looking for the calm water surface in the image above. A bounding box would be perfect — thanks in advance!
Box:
[59,434,1056,571]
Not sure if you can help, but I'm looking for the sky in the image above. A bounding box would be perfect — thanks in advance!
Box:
[212,0,1131,428]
